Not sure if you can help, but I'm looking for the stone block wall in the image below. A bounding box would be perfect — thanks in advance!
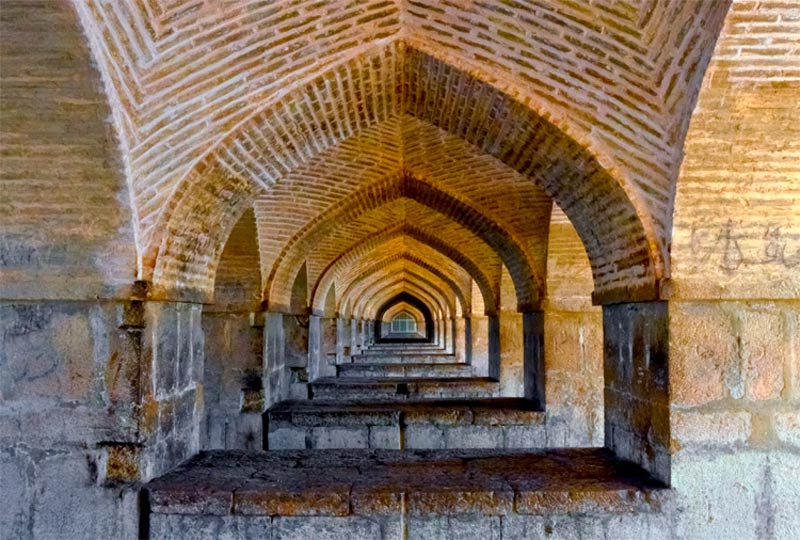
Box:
[0,301,140,539]
[543,214,604,448]
[0,299,204,538]
[134,302,206,480]
[202,312,263,451]
[669,300,800,540]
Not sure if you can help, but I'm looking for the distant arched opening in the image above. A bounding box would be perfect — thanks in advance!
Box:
[375,293,434,343]
[390,311,418,335]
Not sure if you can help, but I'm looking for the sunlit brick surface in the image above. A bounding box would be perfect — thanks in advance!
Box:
[70,1,731,302]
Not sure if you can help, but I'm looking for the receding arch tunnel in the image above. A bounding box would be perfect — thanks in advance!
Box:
[6,2,789,537]
[374,292,435,344]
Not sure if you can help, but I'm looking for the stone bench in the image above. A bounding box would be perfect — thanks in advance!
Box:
[265,398,545,450]
[350,353,460,364]
[144,448,670,540]
[338,362,475,378]
[309,377,500,400]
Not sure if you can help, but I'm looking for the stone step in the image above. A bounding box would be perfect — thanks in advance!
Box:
[338,362,475,378]
[265,398,544,450]
[350,353,458,364]
[146,448,668,540]
[309,377,499,401]
[362,345,446,354]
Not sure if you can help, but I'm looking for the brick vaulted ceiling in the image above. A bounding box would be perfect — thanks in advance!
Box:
[74,0,731,308]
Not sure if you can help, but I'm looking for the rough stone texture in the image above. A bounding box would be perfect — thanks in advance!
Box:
[0,301,140,538]
[146,449,667,517]
[0,299,203,539]
[3,2,800,540]
[150,514,272,540]
[310,377,500,401]
[202,312,262,450]
[140,302,205,480]
[265,399,607,452]
[604,302,670,483]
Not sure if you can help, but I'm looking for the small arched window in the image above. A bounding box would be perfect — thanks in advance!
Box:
[390,312,417,334]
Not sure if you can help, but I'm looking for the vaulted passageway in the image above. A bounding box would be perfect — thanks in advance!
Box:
[2,2,798,540]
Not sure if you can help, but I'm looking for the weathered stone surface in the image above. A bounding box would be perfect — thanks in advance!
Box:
[672,451,763,540]
[369,426,402,449]
[146,448,666,526]
[405,424,446,449]
[33,453,138,540]
[234,485,351,517]
[672,411,751,448]
[272,516,392,540]
[311,427,369,449]
[444,426,504,449]
[741,308,787,401]
[150,514,272,540]
[604,301,670,483]
[774,411,800,448]
[669,302,736,406]
[769,452,800,540]
[408,515,501,540]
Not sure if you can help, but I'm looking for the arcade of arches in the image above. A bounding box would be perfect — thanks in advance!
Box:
[1,1,798,539]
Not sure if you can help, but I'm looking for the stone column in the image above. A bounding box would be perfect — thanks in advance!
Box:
[455,317,467,362]
[470,315,490,377]
[138,301,206,479]
[523,311,545,408]
[603,301,669,483]
[336,317,351,364]
[446,318,455,353]
[263,311,287,407]
[350,318,359,355]
[498,310,524,396]
[308,315,337,380]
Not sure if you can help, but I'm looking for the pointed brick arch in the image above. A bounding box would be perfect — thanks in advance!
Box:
[336,253,468,318]
[267,174,538,310]
[370,285,445,325]
[149,44,674,304]
[343,266,457,321]
[77,2,727,288]
[312,237,473,317]
[358,278,445,323]
[355,276,450,323]
[310,226,497,316]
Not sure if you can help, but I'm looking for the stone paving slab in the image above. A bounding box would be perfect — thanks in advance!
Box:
[146,449,669,518]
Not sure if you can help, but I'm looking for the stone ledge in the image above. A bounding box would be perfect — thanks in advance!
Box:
[146,449,668,518]
[267,398,544,427]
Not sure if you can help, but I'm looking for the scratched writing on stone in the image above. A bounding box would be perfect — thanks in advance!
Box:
[689,220,800,273]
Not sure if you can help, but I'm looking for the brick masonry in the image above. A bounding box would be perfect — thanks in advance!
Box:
[2,2,799,540]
